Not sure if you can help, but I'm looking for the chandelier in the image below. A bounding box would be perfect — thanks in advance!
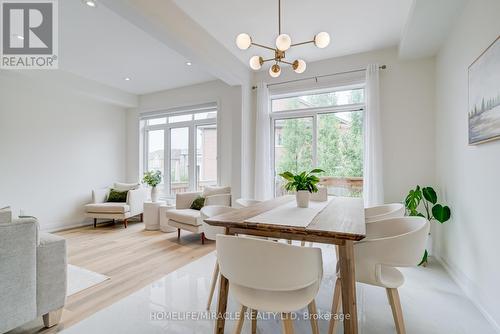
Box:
[235,0,330,78]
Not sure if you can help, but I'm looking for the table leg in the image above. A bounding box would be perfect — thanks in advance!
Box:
[214,274,229,334]
[338,240,358,334]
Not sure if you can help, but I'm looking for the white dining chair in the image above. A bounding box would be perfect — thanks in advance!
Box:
[217,234,323,334]
[200,205,239,310]
[329,216,429,334]
[364,203,405,223]
[234,198,262,208]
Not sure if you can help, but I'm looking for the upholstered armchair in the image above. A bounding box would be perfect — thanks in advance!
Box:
[0,212,67,333]
[166,186,231,244]
[84,182,149,228]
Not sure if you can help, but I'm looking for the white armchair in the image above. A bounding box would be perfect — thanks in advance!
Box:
[84,182,148,228]
[165,186,231,244]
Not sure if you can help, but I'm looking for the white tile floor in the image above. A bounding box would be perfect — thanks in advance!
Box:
[55,243,496,334]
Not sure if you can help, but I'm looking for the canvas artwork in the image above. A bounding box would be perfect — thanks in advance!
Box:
[468,36,500,145]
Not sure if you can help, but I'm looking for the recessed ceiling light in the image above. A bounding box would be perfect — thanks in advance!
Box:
[13,34,24,40]
[83,0,97,8]
[186,62,192,66]
[124,77,131,81]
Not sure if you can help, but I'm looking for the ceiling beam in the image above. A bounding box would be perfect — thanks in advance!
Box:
[100,0,250,86]
[399,0,467,59]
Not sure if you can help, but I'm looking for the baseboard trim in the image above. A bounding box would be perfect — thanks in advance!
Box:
[41,221,94,233]
[434,255,500,333]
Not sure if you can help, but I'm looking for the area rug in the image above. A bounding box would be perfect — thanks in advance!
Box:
[67,264,110,296]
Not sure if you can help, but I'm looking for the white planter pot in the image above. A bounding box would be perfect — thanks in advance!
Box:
[296,191,310,208]
[151,186,160,202]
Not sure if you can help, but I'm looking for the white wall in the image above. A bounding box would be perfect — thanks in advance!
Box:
[434,0,500,329]
[252,47,436,202]
[0,72,127,231]
[126,80,243,198]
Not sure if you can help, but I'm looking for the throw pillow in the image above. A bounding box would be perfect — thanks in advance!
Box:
[107,189,128,203]
[190,196,205,210]
[0,206,12,224]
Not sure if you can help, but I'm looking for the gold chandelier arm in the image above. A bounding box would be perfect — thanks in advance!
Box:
[262,58,275,63]
[291,39,315,47]
[251,42,276,51]
[279,59,294,66]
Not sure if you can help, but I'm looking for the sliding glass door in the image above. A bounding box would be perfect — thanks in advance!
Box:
[273,117,313,196]
[271,87,365,197]
[170,127,190,195]
[143,106,218,199]
[146,129,165,196]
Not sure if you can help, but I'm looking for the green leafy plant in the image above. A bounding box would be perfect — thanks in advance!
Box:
[279,169,325,193]
[143,170,162,187]
[405,185,451,266]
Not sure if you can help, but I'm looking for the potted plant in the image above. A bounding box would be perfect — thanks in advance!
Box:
[279,169,324,208]
[405,185,451,266]
[143,170,162,202]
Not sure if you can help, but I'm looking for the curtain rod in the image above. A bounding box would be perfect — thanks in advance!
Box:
[252,65,386,90]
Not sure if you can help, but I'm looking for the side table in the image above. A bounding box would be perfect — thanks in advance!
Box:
[159,204,177,233]
[143,201,165,231]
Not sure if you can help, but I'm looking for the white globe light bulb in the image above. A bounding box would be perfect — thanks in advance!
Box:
[249,56,263,70]
[236,33,252,50]
[269,64,281,78]
[293,59,306,74]
[314,32,330,48]
[275,34,291,51]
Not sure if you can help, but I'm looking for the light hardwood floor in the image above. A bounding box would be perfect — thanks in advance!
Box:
[13,220,215,333]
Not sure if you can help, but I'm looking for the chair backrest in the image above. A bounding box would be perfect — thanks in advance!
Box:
[216,235,323,291]
[200,206,238,240]
[354,217,429,285]
[234,198,262,208]
[365,203,405,223]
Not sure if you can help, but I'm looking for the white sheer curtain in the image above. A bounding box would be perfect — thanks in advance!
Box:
[254,82,273,200]
[363,64,384,207]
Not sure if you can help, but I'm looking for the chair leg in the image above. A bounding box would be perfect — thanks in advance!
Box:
[308,300,319,334]
[43,308,63,328]
[201,232,206,245]
[328,278,342,334]
[140,213,143,221]
[93,218,97,228]
[281,313,294,334]
[251,309,258,334]
[177,228,181,239]
[112,219,116,224]
[234,305,247,334]
[123,218,128,228]
[207,262,220,310]
[386,288,406,334]
[301,240,306,247]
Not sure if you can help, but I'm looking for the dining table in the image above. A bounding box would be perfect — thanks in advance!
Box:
[204,195,366,334]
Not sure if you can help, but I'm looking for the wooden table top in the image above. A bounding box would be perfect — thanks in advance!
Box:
[204,195,366,241]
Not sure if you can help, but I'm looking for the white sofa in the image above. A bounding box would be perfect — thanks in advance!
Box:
[84,182,149,228]
[0,208,67,333]
[166,186,231,244]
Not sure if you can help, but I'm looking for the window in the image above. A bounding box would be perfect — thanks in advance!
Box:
[272,87,364,197]
[142,105,218,198]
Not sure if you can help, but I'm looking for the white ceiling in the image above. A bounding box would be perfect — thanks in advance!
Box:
[174,0,414,67]
[58,0,214,95]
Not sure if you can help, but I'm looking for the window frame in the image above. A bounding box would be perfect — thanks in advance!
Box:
[142,105,219,199]
[270,85,365,196]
